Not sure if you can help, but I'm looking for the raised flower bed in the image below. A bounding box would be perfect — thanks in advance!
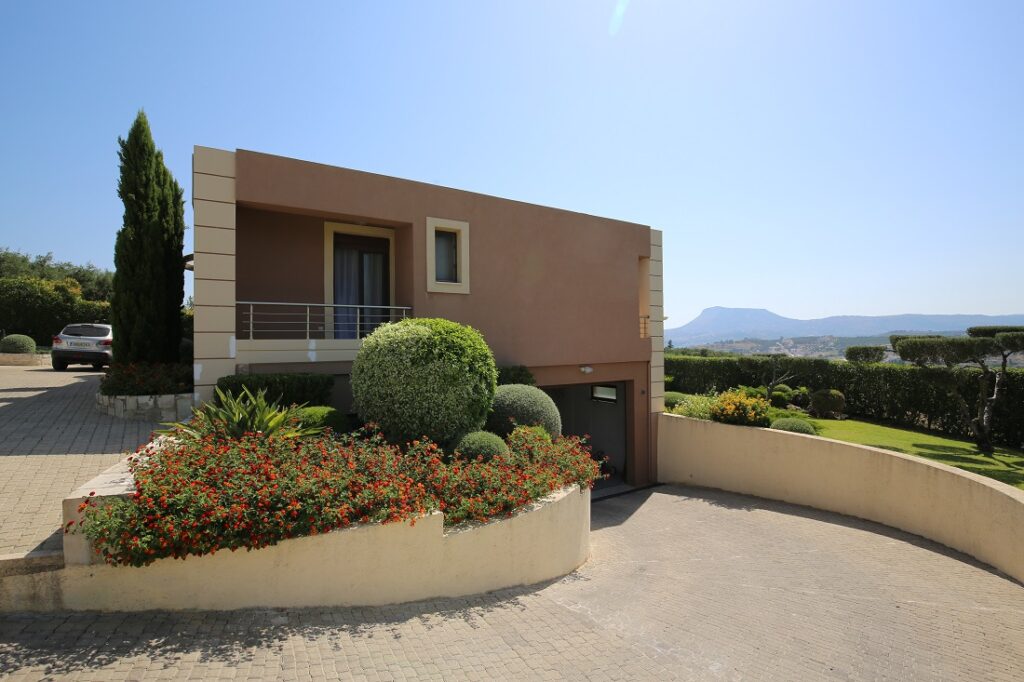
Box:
[96,361,194,421]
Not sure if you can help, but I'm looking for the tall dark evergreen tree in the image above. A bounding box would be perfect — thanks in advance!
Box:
[111,111,185,364]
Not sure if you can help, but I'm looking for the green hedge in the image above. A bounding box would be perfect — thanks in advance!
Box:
[665,355,1024,447]
[215,373,334,407]
[0,276,109,346]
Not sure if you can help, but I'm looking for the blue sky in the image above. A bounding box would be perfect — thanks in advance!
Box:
[1,1,1021,326]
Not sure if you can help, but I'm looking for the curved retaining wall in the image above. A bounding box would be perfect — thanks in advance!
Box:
[1,486,590,612]
[658,414,1024,584]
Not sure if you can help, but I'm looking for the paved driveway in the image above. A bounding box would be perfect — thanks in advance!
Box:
[2,487,1022,680]
[0,366,157,556]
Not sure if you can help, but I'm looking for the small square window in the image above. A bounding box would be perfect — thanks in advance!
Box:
[592,385,618,403]
[435,230,459,283]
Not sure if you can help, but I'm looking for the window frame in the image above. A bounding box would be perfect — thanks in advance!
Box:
[426,217,470,294]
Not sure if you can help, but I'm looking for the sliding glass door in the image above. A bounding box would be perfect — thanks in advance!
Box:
[333,234,390,339]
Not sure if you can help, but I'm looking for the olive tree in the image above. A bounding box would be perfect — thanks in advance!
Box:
[892,327,1024,453]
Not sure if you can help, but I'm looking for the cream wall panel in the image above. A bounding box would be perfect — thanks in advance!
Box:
[651,395,665,413]
[194,332,236,360]
[195,225,236,255]
[194,305,236,334]
[236,339,362,352]
[648,319,664,338]
[194,278,235,308]
[194,146,236,178]
[193,358,239,386]
[650,244,662,261]
[650,290,663,307]
[236,349,361,365]
[194,199,236,230]
[649,259,663,278]
[649,274,663,292]
[650,335,664,352]
[194,173,236,204]
[650,229,662,247]
[650,381,665,398]
[650,364,665,385]
[651,353,664,369]
[194,253,235,281]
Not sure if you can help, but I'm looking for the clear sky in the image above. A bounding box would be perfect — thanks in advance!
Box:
[1,1,1021,326]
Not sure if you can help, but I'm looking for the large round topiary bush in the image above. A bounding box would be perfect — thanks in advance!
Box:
[351,318,497,444]
[809,388,846,419]
[454,430,509,461]
[485,384,562,438]
[0,334,36,354]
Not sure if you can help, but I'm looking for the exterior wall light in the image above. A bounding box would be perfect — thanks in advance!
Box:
[579,365,593,374]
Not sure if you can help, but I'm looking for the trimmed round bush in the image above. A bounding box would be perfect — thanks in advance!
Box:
[664,391,686,411]
[0,334,36,354]
[845,345,886,364]
[485,384,562,438]
[454,430,509,461]
[296,406,355,434]
[770,418,817,435]
[773,384,793,394]
[769,391,791,408]
[351,318,497,444]
[810,388,846,418]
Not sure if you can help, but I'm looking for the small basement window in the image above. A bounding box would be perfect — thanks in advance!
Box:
[592,385,618,403]
[426,217,470,294]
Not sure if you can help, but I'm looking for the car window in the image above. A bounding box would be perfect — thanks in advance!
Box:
[62,325,111,337]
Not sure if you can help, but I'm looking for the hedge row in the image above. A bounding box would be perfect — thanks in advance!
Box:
[665,355,1024,448]
[0,276,110,345]
[216,373,334,407]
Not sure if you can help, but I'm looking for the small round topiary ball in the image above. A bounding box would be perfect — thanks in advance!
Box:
[351,318,497,445]
[485,384,562,438]
[770,418,816,435]
[0,334,36,354]
[454,430,509,461]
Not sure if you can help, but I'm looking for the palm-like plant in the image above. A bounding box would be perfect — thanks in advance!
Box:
[162,386,324,440]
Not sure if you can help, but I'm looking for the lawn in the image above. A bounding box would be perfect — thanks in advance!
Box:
[810,418,1024,490]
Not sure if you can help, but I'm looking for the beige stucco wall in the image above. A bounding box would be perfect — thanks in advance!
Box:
[658,414,1024,584]
[2,487,590,612]
[192,146,238,404]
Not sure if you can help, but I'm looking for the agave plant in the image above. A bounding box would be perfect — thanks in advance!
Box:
[161,386,324,440]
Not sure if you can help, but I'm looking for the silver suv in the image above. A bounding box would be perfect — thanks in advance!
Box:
[51,323,113,371]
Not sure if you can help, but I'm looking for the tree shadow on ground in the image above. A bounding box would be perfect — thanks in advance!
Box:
[640,485,1022,586]
[0,579,558,677]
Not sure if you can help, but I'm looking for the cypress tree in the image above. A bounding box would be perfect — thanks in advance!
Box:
[111,111,185,364]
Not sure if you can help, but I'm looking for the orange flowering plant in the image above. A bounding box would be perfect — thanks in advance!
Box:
[73,424,601,567]
[708,390,771,427]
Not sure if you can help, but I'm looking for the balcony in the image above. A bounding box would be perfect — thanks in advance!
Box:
[237,301,412,341]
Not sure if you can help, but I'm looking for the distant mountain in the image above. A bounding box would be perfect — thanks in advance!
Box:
[666,307,1024,345]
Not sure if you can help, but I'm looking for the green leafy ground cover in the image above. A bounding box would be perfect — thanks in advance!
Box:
[810,418,1024,490]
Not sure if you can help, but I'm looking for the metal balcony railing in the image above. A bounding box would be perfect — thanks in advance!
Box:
[237,301,412,341]
[640,315,650,339]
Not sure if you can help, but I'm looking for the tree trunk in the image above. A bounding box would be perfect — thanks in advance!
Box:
[973,371,995,454]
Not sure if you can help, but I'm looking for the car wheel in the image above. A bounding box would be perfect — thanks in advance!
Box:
[52,359,68,371]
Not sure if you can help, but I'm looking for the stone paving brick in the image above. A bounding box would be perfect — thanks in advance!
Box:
[0,366,158,555]
[1,488,1023,679]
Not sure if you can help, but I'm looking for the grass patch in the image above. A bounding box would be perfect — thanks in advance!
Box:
[810,418,1024,490]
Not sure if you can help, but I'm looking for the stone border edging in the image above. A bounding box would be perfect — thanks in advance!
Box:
[95,392,192,421]
[657,413,1024,585]
[0,353,48,366]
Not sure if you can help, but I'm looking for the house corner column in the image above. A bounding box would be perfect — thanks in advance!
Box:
[192,146,237,404]
[648,229,665,481]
